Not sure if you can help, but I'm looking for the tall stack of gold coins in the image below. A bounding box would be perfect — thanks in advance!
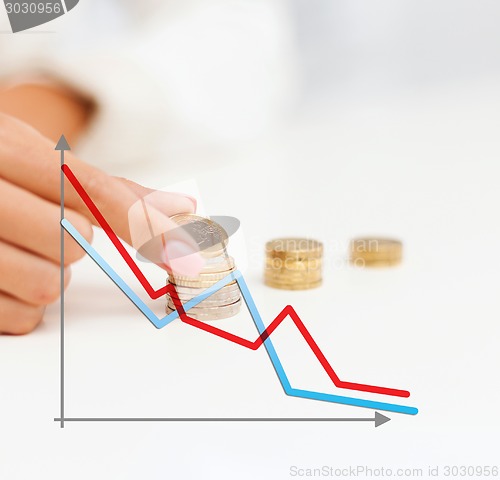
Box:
[165,214,241,320]
[350,237,403,267]
[264,238,323,290]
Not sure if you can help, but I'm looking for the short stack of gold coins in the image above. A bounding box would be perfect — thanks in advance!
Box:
[350,237,403,267]
[165,214,241,320]
[264,238,323,290]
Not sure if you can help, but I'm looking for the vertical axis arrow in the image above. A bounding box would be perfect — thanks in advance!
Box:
[51,134,397,429]
[55,135,70,429]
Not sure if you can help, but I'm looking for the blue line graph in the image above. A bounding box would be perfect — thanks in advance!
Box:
[62,218,418,415]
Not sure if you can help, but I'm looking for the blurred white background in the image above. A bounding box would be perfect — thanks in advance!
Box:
[1,1,500,479]
[292,0,500,103]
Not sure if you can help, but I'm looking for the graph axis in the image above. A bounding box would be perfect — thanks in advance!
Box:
[56,136,417,427]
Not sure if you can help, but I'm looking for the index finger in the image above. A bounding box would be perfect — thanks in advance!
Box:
[0,114,202,273]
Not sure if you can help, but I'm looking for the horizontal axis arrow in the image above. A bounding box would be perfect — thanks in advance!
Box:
[54,412,391,428]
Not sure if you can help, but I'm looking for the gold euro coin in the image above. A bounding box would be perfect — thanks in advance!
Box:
[168,275,237,289]
[350,237,403,267]
[264,237,323,290]
[167,295,241,310]
[200,255,235,273]
[166,215,240,320]
[169,267,236,284]
[166,299,242,321]
[167,289,241,309]
[265,257,322,272]
[266,238,323,260]
[167,281,240,296]
[264,269,322,282]
[170,213,229,258]
[264,279,323,290]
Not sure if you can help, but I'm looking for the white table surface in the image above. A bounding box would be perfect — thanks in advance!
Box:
[1,80,499,479]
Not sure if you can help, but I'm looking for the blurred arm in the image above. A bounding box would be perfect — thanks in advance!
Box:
[0,82,94,145]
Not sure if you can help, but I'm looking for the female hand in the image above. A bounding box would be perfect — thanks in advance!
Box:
[0,114,200,334]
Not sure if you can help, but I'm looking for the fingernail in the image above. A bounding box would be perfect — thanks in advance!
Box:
[182,195,197,212]
[164,240,205,276]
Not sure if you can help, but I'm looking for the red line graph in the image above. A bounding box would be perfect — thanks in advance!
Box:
[63,164,410,399]
[63,164,168,300]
